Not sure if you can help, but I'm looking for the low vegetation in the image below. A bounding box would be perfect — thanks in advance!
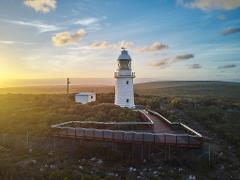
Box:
[0,94,139,135]
[0,81,239,179]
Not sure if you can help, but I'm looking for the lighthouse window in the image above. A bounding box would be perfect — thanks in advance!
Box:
[126,99,129,103]
[126,80,129,84]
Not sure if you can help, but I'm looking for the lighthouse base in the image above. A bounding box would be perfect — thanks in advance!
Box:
[114,77,135,108]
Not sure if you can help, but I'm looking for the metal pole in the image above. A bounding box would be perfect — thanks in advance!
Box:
[148,144,150,160]
[208,143,211,168]
[53,136,55,152]
[26,131,29,149]
[168,145,171,160]
[67,78,70,94]
[131,144,134,160]
[141,144,144,161]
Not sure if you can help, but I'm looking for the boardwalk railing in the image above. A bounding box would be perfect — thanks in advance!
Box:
[51,121,153,128]
[51,126,202,148]
[52,110,154,131]
[50,110,204,148]
[148,110,203,138]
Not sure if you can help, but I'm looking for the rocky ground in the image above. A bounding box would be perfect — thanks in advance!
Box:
[6,149,202,180]
[1,137,236,180]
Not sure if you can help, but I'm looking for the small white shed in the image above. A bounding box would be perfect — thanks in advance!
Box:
[75,92,96,104]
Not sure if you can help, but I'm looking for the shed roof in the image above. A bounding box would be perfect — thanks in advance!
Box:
[76,92,96,96]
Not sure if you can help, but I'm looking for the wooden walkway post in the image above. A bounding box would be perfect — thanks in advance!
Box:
[53,136,55,152]
[26,131,29,149]
[141,144,144,160]
[168,145,171,160]
[208,143,211,168]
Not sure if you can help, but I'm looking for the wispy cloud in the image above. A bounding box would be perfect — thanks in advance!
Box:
[177,0,240,10]
[118,41,134,49]
[222,27,240,35]
[149,53,194,68]
[0,40,35,45]
[218,64,237,69]
[77,40,134,50]
[90,41,109,49]
[175,54,194,60]
[73,17,106,31]
[52,29,87,47]
[0,19,61,33]
[137,42,168,52]
[24,0,56,13]
[82,40,168,52]
[74,17,99,26]
[0,40,16,45]
[188,64,202,69]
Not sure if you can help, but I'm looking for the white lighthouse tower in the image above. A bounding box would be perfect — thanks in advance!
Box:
[114,49,135,108]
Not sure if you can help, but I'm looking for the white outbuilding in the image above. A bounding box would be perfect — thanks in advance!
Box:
[75,92,96,104]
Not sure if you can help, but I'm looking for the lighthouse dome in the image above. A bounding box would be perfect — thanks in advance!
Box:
[117,49,131,61]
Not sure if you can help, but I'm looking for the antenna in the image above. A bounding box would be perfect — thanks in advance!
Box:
[66,78,71,94]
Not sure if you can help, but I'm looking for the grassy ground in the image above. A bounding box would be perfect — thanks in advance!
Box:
[0,94,139,135]
[0,81,239,179]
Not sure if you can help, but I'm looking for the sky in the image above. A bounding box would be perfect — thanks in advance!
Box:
[0,0,240,86]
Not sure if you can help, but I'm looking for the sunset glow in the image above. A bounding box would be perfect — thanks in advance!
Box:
[0,0,240,86]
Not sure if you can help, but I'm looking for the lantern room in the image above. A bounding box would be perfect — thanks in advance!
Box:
[117,49,131,70]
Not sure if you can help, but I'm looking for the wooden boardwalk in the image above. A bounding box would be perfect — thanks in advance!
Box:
[143,111,176,133]
[51,110,204,148]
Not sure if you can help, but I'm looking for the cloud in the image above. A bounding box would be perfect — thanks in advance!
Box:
[149,53,194,68]
[222,28,240,35]
[149,58,170,67]
[73,17,106,31]
[177,0,240,10]
[24,0,56,13]
[0,40,35,45]
[52,29,87,47]
[0,19,60,33]
[90,41,109,49]
[74,17,99,26]
[0,41,15,45]
[218,64,237,69]
[117,41,134,49]
[137,42,168,52]
[188,64,202,69]
[80,40,169,51]
[175,54,194,60]
[90,40,133,49]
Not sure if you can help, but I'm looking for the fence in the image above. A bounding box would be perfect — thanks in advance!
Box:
[51,126,202,148]
[50,109,204,148]
[51,110,154,131]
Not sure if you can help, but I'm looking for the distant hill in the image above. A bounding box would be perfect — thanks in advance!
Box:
[0,85,114,94]
[135,81,240,100]
[1,81,240,101]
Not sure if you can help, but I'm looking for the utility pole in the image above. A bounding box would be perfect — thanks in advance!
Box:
[67,78,71,95]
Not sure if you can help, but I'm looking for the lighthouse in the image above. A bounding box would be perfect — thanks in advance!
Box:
[114,49,135,108]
